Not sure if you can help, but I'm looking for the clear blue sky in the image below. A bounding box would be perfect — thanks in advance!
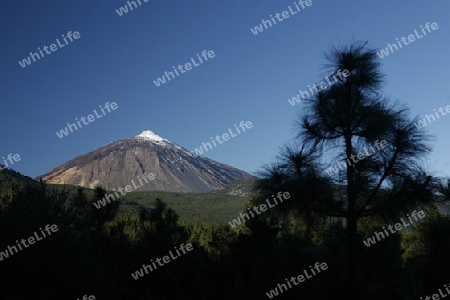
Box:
[1,0,449,179]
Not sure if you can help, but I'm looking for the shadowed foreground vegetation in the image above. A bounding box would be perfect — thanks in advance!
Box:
[0,177,449,299]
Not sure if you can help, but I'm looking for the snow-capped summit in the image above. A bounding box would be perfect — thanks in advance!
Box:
[136,130,165,142]
[135,130,172,146]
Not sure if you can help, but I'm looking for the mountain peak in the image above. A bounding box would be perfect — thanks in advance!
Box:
[134,130,175,147]
[38,129,255,192]
[136,130,166,142]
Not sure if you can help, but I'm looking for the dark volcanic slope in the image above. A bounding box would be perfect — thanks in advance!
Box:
[38,131,254,192]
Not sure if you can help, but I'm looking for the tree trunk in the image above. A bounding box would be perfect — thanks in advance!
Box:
[347,214,358,300]
[344,75,358,300]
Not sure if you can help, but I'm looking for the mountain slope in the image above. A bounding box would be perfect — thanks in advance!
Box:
[37,130,254,192]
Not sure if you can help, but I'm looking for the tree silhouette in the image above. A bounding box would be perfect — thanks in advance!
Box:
[257,40,439,299]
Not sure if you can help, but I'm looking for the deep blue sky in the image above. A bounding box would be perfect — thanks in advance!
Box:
[1,0,449,179]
